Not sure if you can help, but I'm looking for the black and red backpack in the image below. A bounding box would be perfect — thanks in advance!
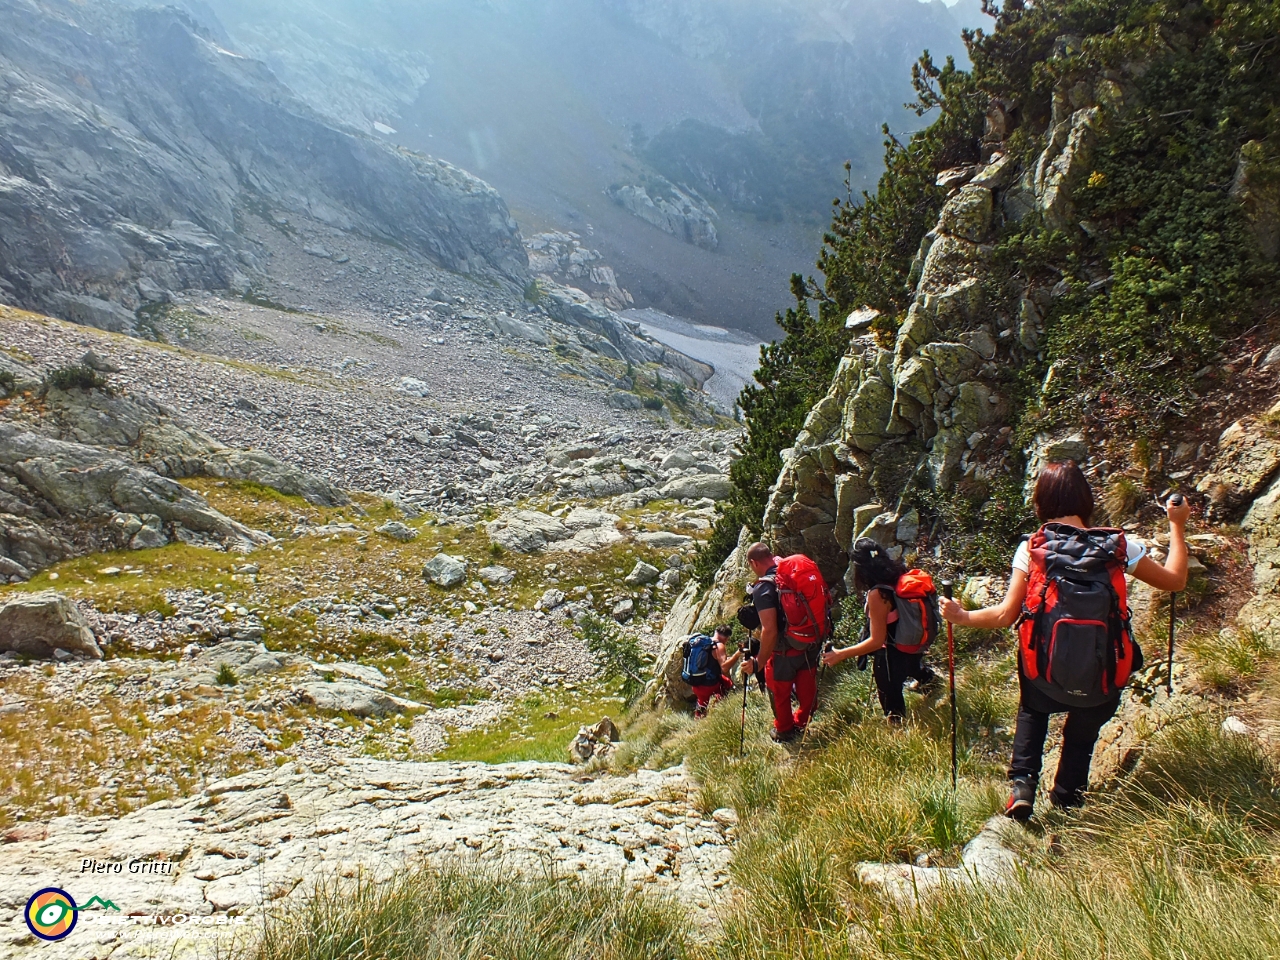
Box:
[1017,523,1143,707]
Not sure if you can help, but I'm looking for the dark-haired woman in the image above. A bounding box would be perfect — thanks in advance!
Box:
[823,538,938,723]
[941,460,1190,820]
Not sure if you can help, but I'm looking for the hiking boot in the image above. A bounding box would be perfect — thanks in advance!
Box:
[908,669,940,697]
[769,727,802,744]
[1005,778,1036,822]
[693,705,708,720]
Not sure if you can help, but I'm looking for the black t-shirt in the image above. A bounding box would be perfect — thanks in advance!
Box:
[751,567,783,625]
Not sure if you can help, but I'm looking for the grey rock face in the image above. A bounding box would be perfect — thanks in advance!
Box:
[477,564,517,585]
[38,384,348,507]
[0,758,731,956]
[0,591,101,659]
[423,553,467,587]
[0,0,527,327]
[0,422,267,558]
[607,179,718,250]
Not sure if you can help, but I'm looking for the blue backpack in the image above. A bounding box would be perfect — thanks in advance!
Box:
[681,633,719,685]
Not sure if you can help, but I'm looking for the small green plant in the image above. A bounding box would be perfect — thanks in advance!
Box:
[488,541,505,558]
[579,613,649,704]
[44,364,107,392]
[642,396,665,411]
[215,663,239,686]
[0,369,15,396]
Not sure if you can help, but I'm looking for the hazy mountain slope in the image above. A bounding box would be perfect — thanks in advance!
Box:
[0,0,527,333]
[182,0,980,337]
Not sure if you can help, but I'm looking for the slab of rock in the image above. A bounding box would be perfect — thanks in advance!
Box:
[856,816,1021,899]
[0,591,101,659]
[0,759,731,959]
[487,510,569,553]
[478,564,516,585]
[536,589,566,612]
[625,561,661,586]
[1199,408,1280,519]
[376,520,418,542]
[297,681,421,717]
[611,598,636,622]
[178,641,297,682]
[395,376,431,397]
[423,553,467,587]
[320,661,389,689]
[658,474,732,501]
[637,531,694,549]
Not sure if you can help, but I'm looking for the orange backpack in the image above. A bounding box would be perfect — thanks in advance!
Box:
[874,570,940,654]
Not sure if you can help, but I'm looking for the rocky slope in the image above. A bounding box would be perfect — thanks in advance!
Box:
[0,0,527,331]
[0,758,733,959]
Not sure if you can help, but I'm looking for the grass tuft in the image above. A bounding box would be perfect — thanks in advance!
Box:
[250,861,692,960]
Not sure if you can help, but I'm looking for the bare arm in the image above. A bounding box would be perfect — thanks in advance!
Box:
[1131,497,1192,592]
[742,608,779,675]
[826,591,891,664]
[942,569,1029,629]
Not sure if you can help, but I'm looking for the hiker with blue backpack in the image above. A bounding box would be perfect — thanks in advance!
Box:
[822,538,941,724]
[941,459,1190,820]
[681,625,742,718]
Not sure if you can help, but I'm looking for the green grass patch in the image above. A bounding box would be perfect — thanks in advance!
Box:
[436,685,626,764]
[250,862,691,960]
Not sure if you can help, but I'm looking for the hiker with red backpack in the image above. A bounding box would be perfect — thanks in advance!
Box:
[740,542,831,743]
[823,538,941,724]
[941,460,1190,821]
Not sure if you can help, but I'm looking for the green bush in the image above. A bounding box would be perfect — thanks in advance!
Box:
[44,364,107,392]
[641,396,665,411]
[0,369,14,397]
[215,663,239,686]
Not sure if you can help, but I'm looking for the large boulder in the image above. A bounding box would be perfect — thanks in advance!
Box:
[658,474,732,501]
[0,591,101,659]
[487,510,569,553]
[423,554,467,588]
[296,681,421,717]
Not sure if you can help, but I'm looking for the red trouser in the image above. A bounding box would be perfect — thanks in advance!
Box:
[690,674,733,710]
[765,655,818,733]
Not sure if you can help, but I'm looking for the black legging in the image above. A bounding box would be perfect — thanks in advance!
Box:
[872,645,936,719]
[1009,674,1120,807]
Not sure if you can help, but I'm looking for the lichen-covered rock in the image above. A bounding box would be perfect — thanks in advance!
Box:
[423,553,467,588]
[658,473,732,501]
[0,590,101,659]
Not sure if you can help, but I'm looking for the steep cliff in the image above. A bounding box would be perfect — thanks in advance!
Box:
[0,0,527,332]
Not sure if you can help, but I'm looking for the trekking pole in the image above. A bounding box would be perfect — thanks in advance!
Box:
[1167,494,1184,697]
[739,660,750,757]
[942,580,958,792]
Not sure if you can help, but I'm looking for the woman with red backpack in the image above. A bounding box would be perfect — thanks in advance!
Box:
[823,538,941,724]
[941,460,1190,821]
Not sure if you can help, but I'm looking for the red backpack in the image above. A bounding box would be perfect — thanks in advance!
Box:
[765,554,834,651]
[1018,523,1142,707]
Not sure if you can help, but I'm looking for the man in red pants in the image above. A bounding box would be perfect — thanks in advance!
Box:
[741,542,818,743]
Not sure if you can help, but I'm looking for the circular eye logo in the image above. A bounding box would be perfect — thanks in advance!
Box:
[25,888,78,941]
